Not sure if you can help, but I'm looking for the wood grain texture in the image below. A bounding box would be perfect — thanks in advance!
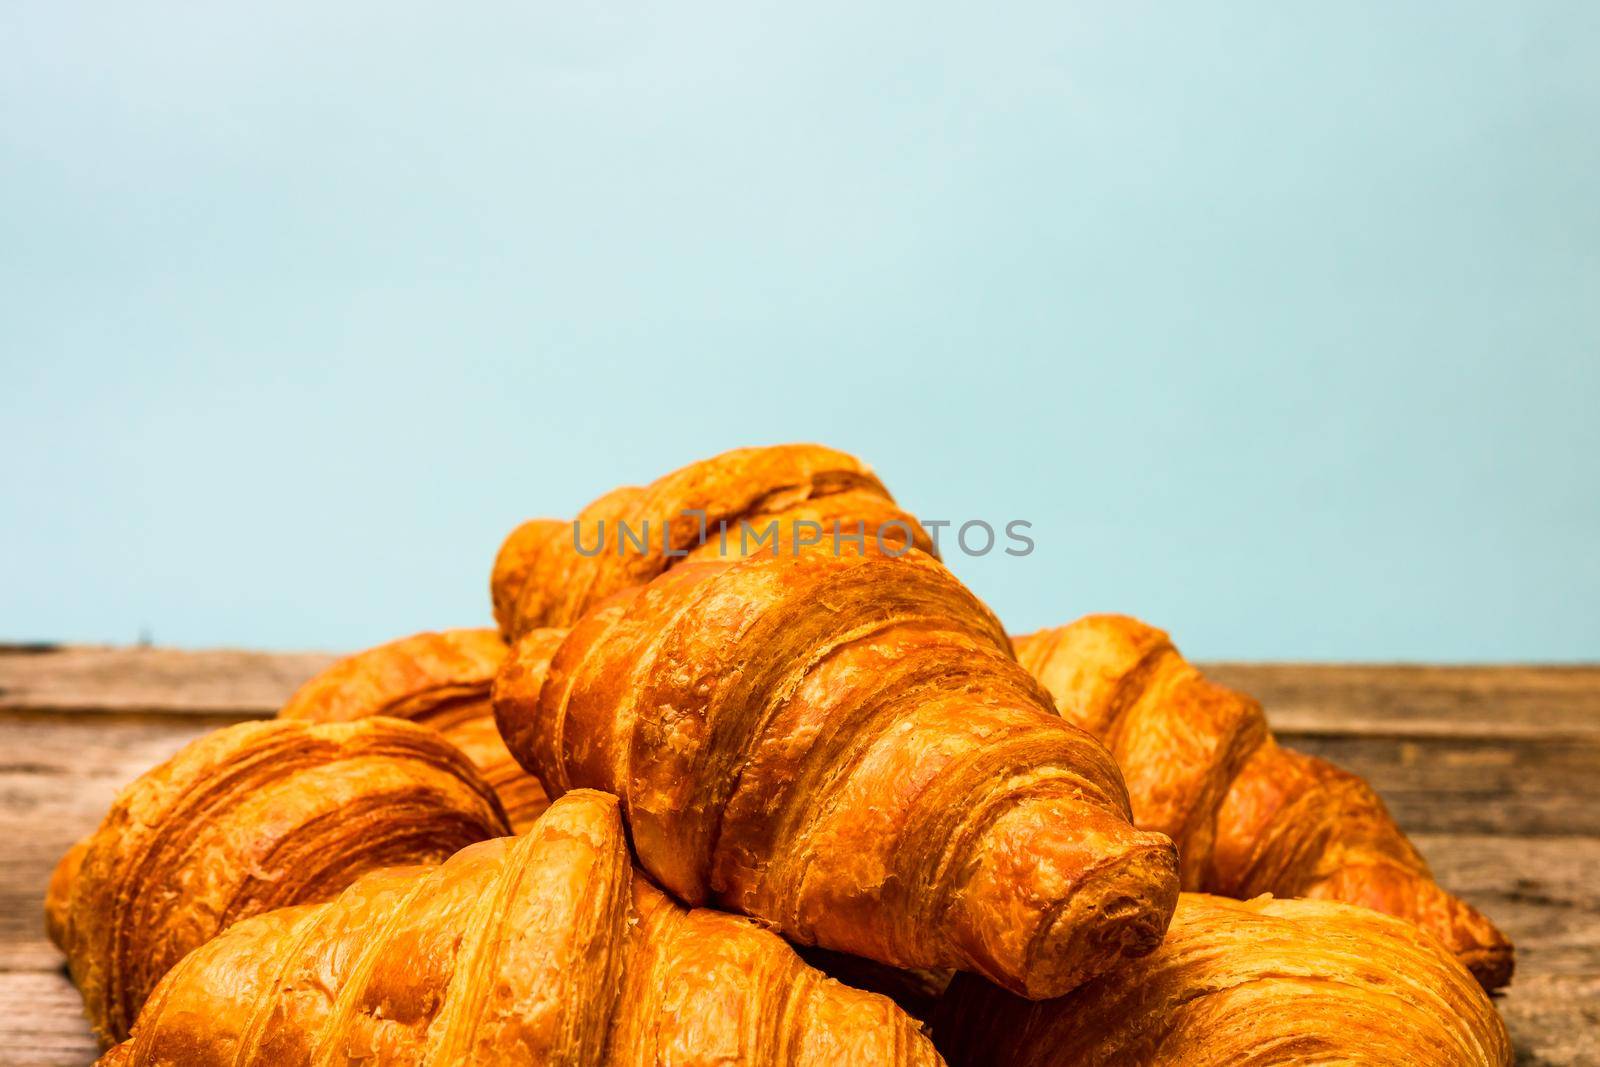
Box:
[0,647,1596,1065]
[0,644,336,717]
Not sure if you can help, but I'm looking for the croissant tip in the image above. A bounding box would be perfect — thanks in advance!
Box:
[1015,838,1182,1001]
[1463,946,1516,992]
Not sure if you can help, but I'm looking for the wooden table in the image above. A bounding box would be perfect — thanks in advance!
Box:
[3,646,1597,1065]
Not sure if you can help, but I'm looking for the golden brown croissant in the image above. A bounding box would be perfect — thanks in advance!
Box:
[933,892,1512,1066]
[491,443,931,637]
[491,517,567,636]
[51,717,509,1045]
[279,627,550,830]
[44,836,90,951]
[103,789,943,1067]
[1013,615,1514,990]
[496,548,1181,1000]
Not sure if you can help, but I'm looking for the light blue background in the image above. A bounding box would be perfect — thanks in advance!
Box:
[3,3,1596,660]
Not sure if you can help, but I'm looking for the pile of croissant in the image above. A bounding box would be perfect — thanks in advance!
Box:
[47,444,1515,1066]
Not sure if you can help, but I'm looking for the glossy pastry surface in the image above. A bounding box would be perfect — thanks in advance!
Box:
[280,627,549,829]
[935,892,1512,1067]
[1015,615,1513,989]
[501,548,1179,1000]
[492,443,930,635]
[104,790,942,1066]
[52,716,508,1045]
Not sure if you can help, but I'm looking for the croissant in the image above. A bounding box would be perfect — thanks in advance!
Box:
[102,789,942,1066]
[489,446,1509,985]
[1013,615,1514,989]
[496,547,1181,1000]
[491,443,931,637]
[933,892,1512,1066]
[279,627,552,830]
[50,717,509,1045]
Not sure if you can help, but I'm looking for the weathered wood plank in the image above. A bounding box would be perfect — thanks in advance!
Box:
[1209,663,1600,740]
[0,971,100,1066]
[0,645,335,718]
[7,646,1599,738]
[1502,974,1600,1067]
[1282,733,1600,837]
[1411,834,1600,1066]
